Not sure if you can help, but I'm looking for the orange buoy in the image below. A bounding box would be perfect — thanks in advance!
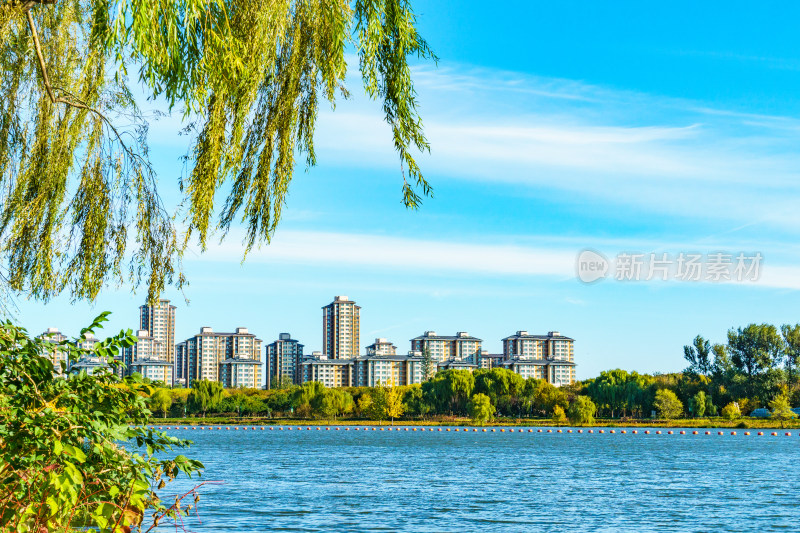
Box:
[656,431,662,435]
[730,431,736,435]
[667,431,673,435]
[537,429,543,433]
[577,429,583,433]
[567,429,573,433]
[547,429,552,433]
[557,429,563,433]
[644,430,650,434]
[588,430,594,434]
[757,431,764,436]
[474,428,478,432]
[500,429,506,432]
[705,431,711,435]
[529,429,534,432]
[786,432,792,436]
[632,430,637,434]
[609,430,615,434]
[599,430,604,434]
[679,431,685,435]
[744,431,750,435]
[692,431,698,435]
[771,432,778,436]
[446,428,451,432]
[491,429,496,432]
[620,430,626,434]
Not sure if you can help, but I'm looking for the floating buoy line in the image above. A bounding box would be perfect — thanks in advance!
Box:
[148,425,795,437]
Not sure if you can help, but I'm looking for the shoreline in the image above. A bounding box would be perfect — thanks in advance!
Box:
[147,417,800,430]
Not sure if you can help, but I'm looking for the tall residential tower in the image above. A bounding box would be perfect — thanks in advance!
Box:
[139,299,176,365]
[322,296,360,359]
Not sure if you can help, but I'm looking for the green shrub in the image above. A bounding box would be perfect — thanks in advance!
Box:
[0,314,203,531]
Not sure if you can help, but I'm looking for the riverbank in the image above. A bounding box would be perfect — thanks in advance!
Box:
[149,416,800,429]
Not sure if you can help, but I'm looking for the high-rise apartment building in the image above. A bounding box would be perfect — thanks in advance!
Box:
[266,333,304,388]
[177,327,263,388]
[365,338,397,356]
[139,299,176,365]
[37,328,69,376]
[410,331,483,364]
[500,330,576,385]
[322,296,360,359]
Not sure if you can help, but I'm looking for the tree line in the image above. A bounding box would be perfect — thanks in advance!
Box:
[147,322,800,425]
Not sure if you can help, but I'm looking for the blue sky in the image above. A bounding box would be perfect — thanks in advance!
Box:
[15,1,800,380]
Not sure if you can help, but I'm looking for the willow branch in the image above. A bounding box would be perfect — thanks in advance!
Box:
[25,8,137,162]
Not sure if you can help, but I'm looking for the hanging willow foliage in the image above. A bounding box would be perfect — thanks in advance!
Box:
[0,0,435,303]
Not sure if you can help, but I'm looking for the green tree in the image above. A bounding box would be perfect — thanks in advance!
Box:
[653,389,683,419]
[704,394,717,416]
[727,324,785,379]
[690,390,706,418]
[0,0,435,302]
[420,347,434,382]
[467,393,493,425]
[684,335,713,376]
[769,392,795,428]
[0,314,203,531]
[781,324,800,383]
[367,386,388,422]
[551,405,567,424]
[150,388,173,419]
[312,388,354,420]
[356,392,373,418]
[272,375,295,390]
[567,396,596,425]
[189,379,224,417]
[721,402,741,420]
[384,384,405,425]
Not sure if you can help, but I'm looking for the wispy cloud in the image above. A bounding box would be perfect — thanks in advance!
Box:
[311,63,800,233]
[190,229,800,291]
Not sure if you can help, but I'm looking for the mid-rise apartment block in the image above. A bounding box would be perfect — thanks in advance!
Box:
[322,296,360,359]
[177,327,263,388]
[139,299,176,365]
[266,333,304,388]
[500,330,576,385]
[124,329,172,384]
[410,331,482,364]
[299,354,353,388]
[298,352,425,388]
[365,338,397,356]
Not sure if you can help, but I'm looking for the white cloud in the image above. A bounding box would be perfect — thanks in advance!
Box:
[190,229,800,291]
[311,63,800,233]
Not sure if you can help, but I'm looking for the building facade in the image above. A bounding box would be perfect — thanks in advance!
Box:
[177,327,263,388]
[299,355,354,388]
[266,333,304,388]
[37,328,69,376]
[139,299,176,367]
[298,352,425,388]
[124,329,172,384]
[322,296,360,359]
[410,331,483,364]
[499,330,576,385]
[365,338,397,356]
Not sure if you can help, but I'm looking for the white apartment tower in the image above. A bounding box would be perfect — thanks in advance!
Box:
[322,296,360,359]
[139,299,176,364]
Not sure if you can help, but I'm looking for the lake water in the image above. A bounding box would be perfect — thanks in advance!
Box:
[154,425,799,532]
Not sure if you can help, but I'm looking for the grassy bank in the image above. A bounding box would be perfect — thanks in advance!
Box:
[148,416,800,430]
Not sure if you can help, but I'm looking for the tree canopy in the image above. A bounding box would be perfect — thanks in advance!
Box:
[0,0,435,303]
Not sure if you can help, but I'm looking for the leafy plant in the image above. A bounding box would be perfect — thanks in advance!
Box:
[0,313,203,532]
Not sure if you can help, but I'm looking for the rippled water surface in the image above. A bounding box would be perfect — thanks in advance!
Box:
[155,426,799,532]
